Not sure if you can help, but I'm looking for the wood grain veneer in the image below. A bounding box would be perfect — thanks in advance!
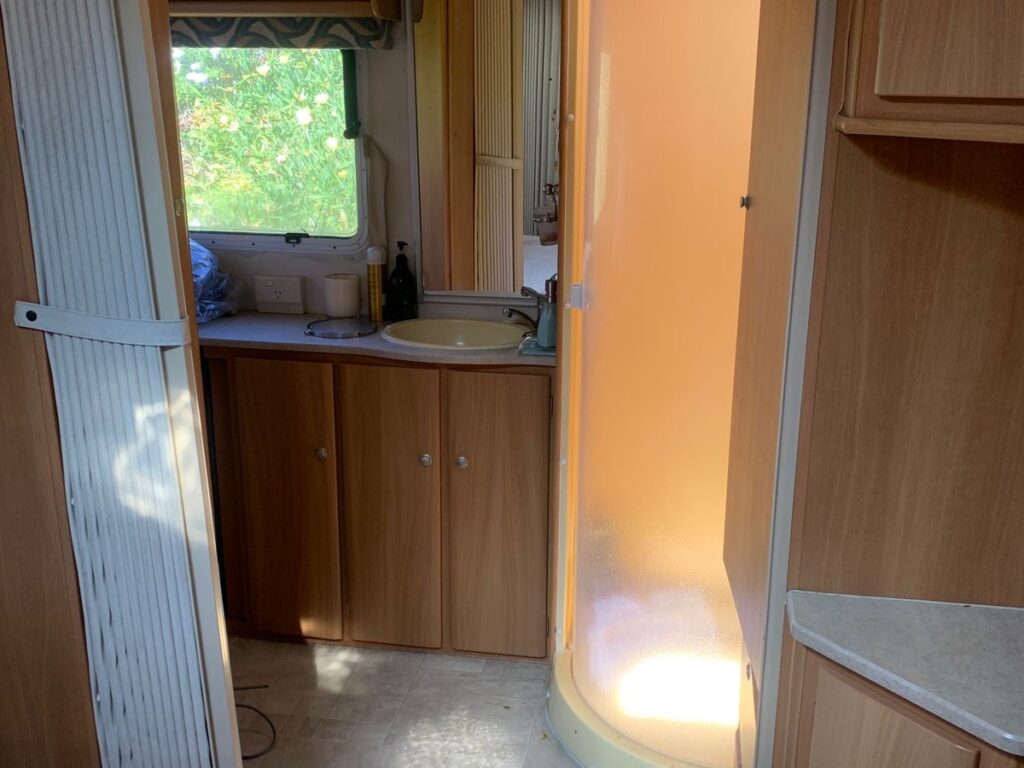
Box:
[340,364,442,648]
[415,0,450,290]
[448,0,476,290]
[235,358,343,639]
[794,136,1024,606]
[782,652,1024,768]
[447,370,549,658]
[843,0,1024,126]
[203,357,249,623]
[805,663,980,768]
[0,16,100,766]
[835,115,1024,145]
[722,0,818,686]
[874,0,1024,100]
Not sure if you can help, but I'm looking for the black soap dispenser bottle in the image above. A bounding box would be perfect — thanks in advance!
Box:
[384,241,418,321]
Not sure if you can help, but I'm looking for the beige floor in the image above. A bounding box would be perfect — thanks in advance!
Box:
[230,637,579,767]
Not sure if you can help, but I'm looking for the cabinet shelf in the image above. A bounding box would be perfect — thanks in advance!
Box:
[835,115,1024,145]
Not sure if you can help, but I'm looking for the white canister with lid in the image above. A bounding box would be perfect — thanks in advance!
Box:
[323,273,361,318]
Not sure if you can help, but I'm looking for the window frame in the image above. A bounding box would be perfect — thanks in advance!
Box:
[179,46,370,257]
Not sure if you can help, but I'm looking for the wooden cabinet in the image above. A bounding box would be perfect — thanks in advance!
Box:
[804,667,978,768]
[233,358,343,640]
[339,364,442,648]
[204,349,552,656]
[448,371,550,658]
[786,652,1021,768]
[837,0,1024,141]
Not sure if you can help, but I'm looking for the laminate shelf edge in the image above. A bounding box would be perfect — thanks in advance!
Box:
[787,590,1024,757]
[834,115,1024,145]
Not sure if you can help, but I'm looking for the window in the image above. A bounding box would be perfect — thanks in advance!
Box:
[172,46,363,244]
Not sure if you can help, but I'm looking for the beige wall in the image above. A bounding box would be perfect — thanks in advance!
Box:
[570,1,760,765]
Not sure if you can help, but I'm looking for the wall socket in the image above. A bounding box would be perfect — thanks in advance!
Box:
[254,275,305,315]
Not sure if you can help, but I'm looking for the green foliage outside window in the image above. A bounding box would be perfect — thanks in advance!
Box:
[173,47,360,238]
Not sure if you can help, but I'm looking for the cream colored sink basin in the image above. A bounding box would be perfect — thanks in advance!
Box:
[382,319,530,350]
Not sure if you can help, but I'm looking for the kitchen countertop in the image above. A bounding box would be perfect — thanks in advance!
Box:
[787,590,1024,756]
[196,311,556,367]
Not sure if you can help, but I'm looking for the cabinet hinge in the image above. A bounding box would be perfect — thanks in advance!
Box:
[568,282,586,310]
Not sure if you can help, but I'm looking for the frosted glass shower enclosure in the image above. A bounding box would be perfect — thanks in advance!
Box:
[549,1,760,766]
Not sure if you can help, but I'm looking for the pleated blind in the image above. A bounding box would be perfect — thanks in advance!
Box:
[474,0,522,292]
[1,0,232,764]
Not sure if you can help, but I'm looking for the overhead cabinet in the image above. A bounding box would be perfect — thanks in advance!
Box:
[203,351,552,658]
[837,0,1024,141]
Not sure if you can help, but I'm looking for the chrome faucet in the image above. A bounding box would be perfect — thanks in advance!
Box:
[502,306,538,334]
[520,285,545,303]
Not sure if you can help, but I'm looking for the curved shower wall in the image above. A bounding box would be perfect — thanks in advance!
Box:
[552,1,760,766]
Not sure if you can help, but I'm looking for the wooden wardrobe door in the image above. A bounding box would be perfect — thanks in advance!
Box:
[448,371,549,658]
[0,21,99,764]
[340,364,442,648]
[722,0,818,687]
[234,358,342,639]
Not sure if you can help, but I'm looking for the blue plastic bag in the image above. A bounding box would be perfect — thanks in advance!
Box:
[189,239,240,323]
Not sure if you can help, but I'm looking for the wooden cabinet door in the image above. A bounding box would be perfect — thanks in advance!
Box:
[234,358,343,639]
[804,665,979,768]
[340,364,442,648]
[723,0,817,686]
[204,357,248,625]
[875,0,1024,101]
[845,0,1024,125]
[447,371,549,658]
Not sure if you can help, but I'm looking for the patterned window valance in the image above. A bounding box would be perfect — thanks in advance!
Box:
[170,16,393,50]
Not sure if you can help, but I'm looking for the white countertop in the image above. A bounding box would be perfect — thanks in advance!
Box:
[197,312,555,368]
[787,590,1024,755]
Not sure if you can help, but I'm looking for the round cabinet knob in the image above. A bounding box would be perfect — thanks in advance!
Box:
[315,447,329,461]
[419,453,433,467]
[455,456,469,470]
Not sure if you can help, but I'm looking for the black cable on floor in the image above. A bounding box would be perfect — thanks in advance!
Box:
[234,684,276,760]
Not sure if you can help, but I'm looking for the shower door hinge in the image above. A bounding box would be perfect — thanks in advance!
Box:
[13,301,189,348]
[568,282,586,310]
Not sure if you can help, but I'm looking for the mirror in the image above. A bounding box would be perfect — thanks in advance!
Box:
[414,0,561,294]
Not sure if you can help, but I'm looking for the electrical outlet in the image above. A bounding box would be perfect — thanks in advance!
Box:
[254,275,305,314]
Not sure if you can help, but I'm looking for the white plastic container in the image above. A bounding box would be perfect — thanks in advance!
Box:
[323,273,361,318]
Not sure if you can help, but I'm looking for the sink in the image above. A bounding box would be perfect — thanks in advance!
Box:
[382,319,530,350]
